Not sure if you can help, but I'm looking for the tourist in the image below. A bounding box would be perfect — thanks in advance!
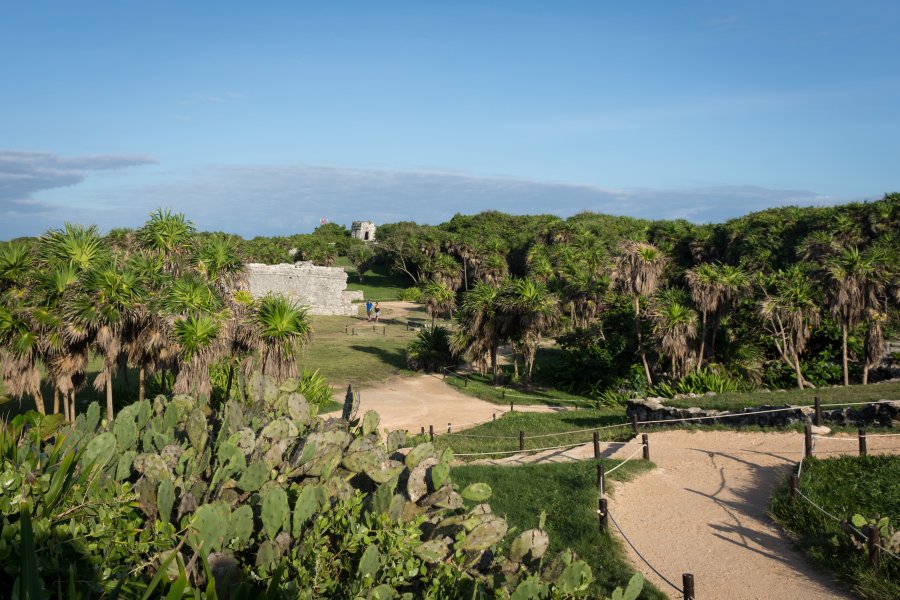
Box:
[374,302,381,322]
[365,299,373,321]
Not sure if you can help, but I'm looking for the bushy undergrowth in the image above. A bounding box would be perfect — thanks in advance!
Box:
[400,287,423,303]
[0,374,642,599]
[406,326,455,373]
[771,455,900,600]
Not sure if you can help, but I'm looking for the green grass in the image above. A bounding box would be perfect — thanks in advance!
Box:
[337,258,412,301]
[452,460,663,599]
[662,381,900,411]
[444,370,596,408]
[432,408,632,458]
[771,455,900,600]
[302,311,422,388]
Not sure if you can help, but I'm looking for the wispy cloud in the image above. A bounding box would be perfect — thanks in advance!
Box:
[703,14,739,30]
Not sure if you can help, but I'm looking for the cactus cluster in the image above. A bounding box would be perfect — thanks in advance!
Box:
[34,372,632,598]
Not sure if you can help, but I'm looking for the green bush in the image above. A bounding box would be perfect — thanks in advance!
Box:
[650,367,747,398]
[406,326,455,373]
[400,286,423,303]
[0,375,643,598]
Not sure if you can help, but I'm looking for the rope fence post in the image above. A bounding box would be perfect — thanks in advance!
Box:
[597,462,605,495]
[598,498,608,532]
[814,396,821,427]
[859,428,867,457]
[790,474,798,502]
[447,422,451,434]
[429,425,434,442]
[642,433,650,461]
[420,426,425,436]
[868,525,881,569]
[682,573,695,600]
[804,423,813,458]
[631,414,639,435]
[492,413,496,421]
[464,376,468,388]
[593,431,600,459]
[510,399,514,412]
[502,389,506,400]
[519,430,525,452]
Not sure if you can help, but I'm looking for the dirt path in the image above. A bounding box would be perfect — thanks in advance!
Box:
[471,429,900,599]
[355,374,556,434]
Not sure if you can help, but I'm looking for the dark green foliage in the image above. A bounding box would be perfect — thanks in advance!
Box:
[771,455,899,599]
[405,326,455,373]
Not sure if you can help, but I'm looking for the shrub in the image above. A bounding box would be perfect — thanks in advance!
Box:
[406,326,455,373]
[400,286,423,303]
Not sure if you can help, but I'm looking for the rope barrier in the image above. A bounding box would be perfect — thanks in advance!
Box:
[606,510,684,594]
[819,400,897,408]
[453,439,629,458]
[604,444,647,476]
[524,422,629,440]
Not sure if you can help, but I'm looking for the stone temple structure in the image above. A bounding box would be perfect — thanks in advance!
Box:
[245,262,363,316]
[351,221,376,241]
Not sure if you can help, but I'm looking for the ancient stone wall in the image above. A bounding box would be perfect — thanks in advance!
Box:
[351,221,376,241]
[245,262,360,316]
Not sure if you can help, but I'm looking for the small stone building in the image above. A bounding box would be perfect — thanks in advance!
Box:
[351,221,376,241]
[245,262,363,316]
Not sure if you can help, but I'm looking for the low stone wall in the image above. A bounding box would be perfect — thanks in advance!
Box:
[245,262,359,316]
[626,397,900,428]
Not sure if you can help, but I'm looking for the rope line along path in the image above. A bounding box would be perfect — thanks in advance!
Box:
[607,509,685,595]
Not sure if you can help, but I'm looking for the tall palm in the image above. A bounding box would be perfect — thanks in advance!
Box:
[613,241,668,386]
[821,246,887,385]
[453,282,504,385]
[250,295,312,381]
[431,254,463,291]
[480,254,509,285]
[65,264,142,420]
[863,308,886,385]
[192,236,246,293]
[759,267,820,389]
[0,304,45,414]
[139,209,196,275]
[421,280,456,329]
[171,311,224,400]
[651,290,699,379]
[499,278,560,385]
[40,223,108,272]
[685,263,719,366]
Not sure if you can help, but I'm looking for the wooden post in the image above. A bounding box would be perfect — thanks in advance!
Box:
[682,573,695,600]
[447,422,451,434]
[519,430,525,451]
[492,413,496,421]
[510,399,514,412]
[804,423,813,458]
[429,425,434,442]
[790,474,798,502]
[420,426,425,435]
[593,431,600,459]
[598,498,608,532]
[383,326,386,335]
[464,376,468,388]
[642,433,650,460]
[345,324,348,334]
[859,428,867,457]
[502,389,506,400]
[867,525,881,569]
[630,414,639,435]
[814,396,822,427]
[597,462,606,495]
[442,367,446,380]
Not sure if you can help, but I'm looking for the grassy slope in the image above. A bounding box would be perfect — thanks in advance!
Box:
[452,460,663,599]
[770,455,900,600]
[663,381,900,410]
[444,371,595,408]
[433,408,631,457]
[337,257,412,301]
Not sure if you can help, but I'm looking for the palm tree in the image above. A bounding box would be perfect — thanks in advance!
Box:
[863,308,886,385]
[613,241,668,386]
[250,295,312,381]
[65,264,143,420]
[453,282,504,385]
[431,254,463,291]
[685,263,719,366]
[192,236,245,293]
[651,290,699,379]
[759,267,820,389]
[499,278,560,385]
[480,254,509,285]
[421,280,456,329]
[0,304,45,414]
[40,223,108,272]
[139,209,196,274]
[171,311,224,400]
[820,246,887,385]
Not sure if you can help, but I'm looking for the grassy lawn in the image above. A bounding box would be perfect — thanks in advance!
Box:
[432,408,632,458]
[337,257,412,301]
[770,455,900,600]
[444,370,596,408]
[301,311,422,388]
[663,381,900,411]
[452,460,663,599]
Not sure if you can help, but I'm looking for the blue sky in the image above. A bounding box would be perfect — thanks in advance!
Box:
[2,1,898,238]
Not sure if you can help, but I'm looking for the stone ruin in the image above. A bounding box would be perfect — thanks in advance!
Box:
[351,221,376,241]
[245,262,363,316]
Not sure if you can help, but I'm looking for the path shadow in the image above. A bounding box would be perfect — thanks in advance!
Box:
[349,344,408,371]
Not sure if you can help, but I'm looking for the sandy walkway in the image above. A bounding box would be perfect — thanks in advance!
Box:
[355,374,555,434]
[602,430,900,599]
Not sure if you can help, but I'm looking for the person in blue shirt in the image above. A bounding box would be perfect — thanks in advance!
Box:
[365,300,373,321]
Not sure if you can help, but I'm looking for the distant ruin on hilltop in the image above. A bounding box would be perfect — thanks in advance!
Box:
[351,221,376,241]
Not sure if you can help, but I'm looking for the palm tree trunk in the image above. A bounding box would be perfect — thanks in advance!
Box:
[69,390,76,421]
[138,366,146,403]
[490,345,500,386]
[698,310,707,368]
[62,388,70,422]
[841,323,849,386]
[105,366,114,421]
[863,364,869,385]
[432,314,436,329]
[710,313,720,358]
[634,297,653,386]
[52,387,60,415]
[791,352,804,390]
[463,261,468,291]
[32,390,46,415]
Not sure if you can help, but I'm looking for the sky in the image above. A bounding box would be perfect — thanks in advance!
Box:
[1,0,898,239]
